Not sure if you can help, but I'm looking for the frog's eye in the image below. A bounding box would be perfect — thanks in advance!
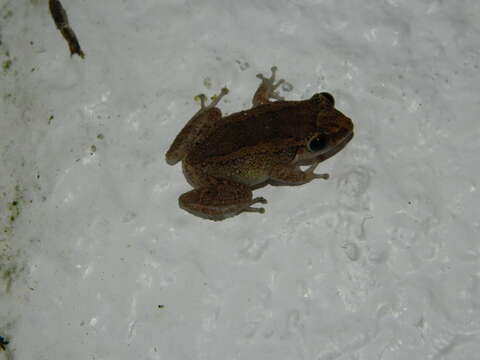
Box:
[311,93,335,107]
[319,92,335,106]
[307,135,329,152]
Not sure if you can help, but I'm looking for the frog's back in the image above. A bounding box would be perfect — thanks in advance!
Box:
[188,100,318,164]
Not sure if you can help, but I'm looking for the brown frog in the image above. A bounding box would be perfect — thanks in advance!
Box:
[166,67,354,221]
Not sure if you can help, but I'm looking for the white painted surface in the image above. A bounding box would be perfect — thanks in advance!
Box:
[1,1,479,359]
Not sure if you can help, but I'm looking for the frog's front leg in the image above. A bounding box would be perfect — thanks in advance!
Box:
[252,66,285,107]
[178,180,267,221]
[166,87,229,165]
[269,160,329,185]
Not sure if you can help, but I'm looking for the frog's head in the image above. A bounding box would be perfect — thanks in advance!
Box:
[294,92,354,164]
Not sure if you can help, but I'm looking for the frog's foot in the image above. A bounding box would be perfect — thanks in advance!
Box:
[257,66,285,95]
[252,66,285,107]
[178,183,266,221]
[305,161,329,180]
[243,197,268,214]
[195,87,229,113]
[269,161,329,185]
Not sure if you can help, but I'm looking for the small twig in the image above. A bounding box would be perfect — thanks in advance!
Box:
[49,0,85,58]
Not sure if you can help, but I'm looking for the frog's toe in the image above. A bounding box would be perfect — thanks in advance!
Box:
[192,88,229,119]
[314,173,329,180]
[194,93,208,109]
[257,66,277,79]
[244,206,266,214]
[243,197,267,214]
[209,87,229,108]
[252,197,268,204]
[194,87,229,112]
[304,161,329,181]
[256,66,284,87]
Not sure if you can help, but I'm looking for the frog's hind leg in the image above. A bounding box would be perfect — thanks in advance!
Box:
[166,87,229,165]
[178,180,267,221]
[252,66,285,107]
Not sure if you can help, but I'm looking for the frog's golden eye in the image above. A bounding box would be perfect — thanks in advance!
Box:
[311,92,335,107]
[307,135,330,152]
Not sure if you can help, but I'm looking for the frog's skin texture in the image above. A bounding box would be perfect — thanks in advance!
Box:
[166,67,354,221]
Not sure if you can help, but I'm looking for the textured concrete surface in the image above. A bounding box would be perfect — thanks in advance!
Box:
[0,1,479,359]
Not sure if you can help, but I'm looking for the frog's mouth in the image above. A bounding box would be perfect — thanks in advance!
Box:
[318,131,354,161]
[295,131,354,166]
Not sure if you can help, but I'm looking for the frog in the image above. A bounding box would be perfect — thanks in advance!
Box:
[166,67,354,221]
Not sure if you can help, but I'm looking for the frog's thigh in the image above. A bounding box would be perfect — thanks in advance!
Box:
[178,182,267,221]
[166,108,222,165]
[269,163,329,185]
